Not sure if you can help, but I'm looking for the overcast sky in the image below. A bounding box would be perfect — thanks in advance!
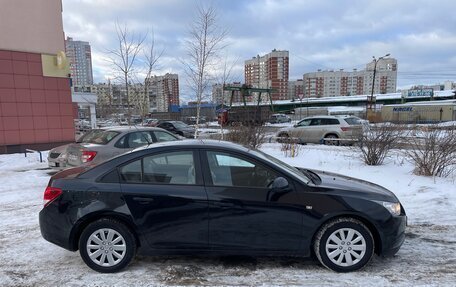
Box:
[62,0,456,98]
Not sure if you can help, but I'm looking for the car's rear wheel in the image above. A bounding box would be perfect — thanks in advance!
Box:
[314,217,374,272]
[79,218,136,273]
[324,134,339,146]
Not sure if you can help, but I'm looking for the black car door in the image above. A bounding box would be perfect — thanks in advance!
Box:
[201,149,303,253]
[119,149,209,251]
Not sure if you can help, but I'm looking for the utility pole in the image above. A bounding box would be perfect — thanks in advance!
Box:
[367,53,390,120]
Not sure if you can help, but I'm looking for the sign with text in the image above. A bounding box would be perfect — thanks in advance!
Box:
[407,88,434,98]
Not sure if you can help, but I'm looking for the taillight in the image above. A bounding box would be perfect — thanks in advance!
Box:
[43,186,62,207]
[340,127,351,132]
[81,150,97,163]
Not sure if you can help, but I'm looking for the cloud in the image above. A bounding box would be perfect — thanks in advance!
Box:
[62,0,456,97]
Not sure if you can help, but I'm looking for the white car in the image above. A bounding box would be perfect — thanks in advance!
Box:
[277,115,364,145]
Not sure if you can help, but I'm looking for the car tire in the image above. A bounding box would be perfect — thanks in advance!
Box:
[314,217,374,272]
[324,134,339,146]
[79,218,136,273]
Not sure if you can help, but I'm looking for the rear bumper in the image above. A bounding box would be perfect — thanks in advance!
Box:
[39,206,76,251]
[380,215,407,256]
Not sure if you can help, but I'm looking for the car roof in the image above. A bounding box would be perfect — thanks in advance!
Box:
[300,115,359,120]
[102,126,164,132]
[133,139,251,153]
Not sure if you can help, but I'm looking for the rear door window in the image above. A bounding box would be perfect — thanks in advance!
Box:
[321,118,340,125]
[143,151,195,184]
[310,119,323,126]
[126,132,153,148]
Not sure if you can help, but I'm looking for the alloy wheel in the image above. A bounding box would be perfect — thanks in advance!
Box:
[325,228,366,267]
[86,228,127,267]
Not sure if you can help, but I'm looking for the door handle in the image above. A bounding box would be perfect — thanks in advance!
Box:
[212,200,242,208]
[132,197,155,204]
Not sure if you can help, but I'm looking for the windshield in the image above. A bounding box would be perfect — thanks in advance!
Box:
[81,130,120,145]
[251,149,311,184]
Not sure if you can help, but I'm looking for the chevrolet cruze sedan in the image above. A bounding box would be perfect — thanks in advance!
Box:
[39,140,406,273]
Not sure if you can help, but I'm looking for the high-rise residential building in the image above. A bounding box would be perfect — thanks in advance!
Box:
[303,58,397,98]
[65,37,93,86]
[365,58,397,95]
[288,79,304,100]
[245,49,289,101]
[0,0,75,153]
[147,73,179,112]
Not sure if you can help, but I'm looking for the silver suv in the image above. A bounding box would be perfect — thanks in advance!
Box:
[277,115,364,145]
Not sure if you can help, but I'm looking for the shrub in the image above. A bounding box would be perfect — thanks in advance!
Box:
[405,125,456,177]
[225,123,266,149]
[355,123,402,166]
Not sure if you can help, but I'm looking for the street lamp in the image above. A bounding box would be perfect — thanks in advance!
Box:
[367,53,390,119]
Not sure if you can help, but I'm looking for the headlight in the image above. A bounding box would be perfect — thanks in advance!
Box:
[381,201,401,216]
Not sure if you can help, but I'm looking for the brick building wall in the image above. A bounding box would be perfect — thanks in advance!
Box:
[0,50,74,153]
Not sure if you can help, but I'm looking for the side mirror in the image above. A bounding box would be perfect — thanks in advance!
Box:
[293,124,298,128]
[270,177,289,191]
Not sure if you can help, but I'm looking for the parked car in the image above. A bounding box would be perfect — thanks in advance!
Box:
[64,127,179,168]
[157,120,195,138]
[277,115,364,145]
[40,139,406,273]
[48,128,111,169]
[269,113,291,124]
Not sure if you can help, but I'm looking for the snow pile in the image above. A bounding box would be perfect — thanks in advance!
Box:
[0,145,455,286]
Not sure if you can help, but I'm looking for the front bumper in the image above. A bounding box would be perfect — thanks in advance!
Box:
[380,214,407,256]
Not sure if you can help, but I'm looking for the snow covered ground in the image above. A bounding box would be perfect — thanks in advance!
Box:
[0,145,455,286]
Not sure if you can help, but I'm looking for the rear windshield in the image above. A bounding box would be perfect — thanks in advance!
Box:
[172,121,190,128]
[344,117,362,125]
[82,130,120,145]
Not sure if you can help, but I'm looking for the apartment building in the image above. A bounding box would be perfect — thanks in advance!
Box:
[245,49,289,101]
[212,82,243,105]
[303,58,397,97]
[147,73,179,112]
[65,37,93,86]
[288,79,304,100]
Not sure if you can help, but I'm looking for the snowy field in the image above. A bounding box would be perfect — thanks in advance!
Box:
[0,144,455,286]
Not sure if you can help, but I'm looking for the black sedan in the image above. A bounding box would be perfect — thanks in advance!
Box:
[39,140,406,273]
[157,120,195,138]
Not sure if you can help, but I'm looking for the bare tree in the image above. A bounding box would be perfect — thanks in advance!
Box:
[106,22,145,123]
[216,56,239,139]
[183,4,228,138]
[143,29,164,118]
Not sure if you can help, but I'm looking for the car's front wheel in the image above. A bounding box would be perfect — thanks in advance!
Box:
[79,218,136,273]
[314,217,374,272]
